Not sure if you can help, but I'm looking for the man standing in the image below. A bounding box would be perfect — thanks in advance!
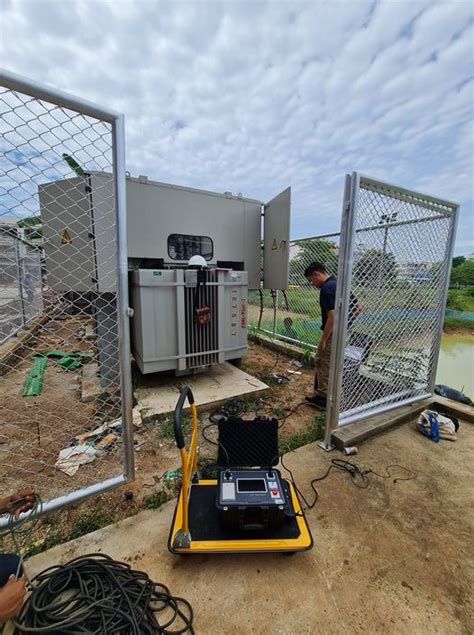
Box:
[304,262,360,409]
[304,262,336,409]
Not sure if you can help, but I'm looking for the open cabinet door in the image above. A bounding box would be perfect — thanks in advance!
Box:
[263,187,291,289]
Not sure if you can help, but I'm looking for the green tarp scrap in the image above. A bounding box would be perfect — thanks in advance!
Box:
[22,350,94,397]
[44,350,94,370]
[22,355,48,397]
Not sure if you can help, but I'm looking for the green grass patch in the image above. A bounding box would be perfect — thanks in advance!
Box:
[69,510,113,540]
[157,414,191,439]
[278,415,325,455]
[22,535,62,559]
[143,489,171,510]
[443,316,474,331]
[446,289,474,312]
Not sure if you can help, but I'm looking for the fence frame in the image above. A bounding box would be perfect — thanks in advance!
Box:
[322,172,458,448]
[0,69,134,524]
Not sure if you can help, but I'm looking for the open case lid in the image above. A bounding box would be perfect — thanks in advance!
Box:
[217,417,279,468]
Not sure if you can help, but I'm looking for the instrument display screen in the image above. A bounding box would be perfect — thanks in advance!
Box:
[237,479,267,493]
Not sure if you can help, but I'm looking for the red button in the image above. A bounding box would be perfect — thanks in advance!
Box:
[272,489,278,495]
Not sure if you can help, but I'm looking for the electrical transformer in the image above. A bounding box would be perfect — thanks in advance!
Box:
[39,173,290,377]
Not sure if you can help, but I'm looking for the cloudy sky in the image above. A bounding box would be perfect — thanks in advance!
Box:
[1,0,473,253]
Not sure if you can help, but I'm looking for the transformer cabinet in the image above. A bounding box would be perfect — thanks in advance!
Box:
[39,173,290,377]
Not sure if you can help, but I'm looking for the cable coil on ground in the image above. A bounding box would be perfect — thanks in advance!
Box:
[12,553,194,634]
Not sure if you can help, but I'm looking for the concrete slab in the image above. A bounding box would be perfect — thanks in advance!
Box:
[432,396,474,423]
[331,397,433,449]
[332,396,473,449]
[136,362,268,421]
[24,422,474,634]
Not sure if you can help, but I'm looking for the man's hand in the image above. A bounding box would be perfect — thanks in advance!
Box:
[319,339,327,353]
[0,575,26,624]
[0,491,35,519]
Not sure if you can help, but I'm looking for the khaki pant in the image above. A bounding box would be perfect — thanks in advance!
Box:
[314,336,332,398]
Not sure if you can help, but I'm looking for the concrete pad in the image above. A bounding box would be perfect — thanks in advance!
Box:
[332,396,473,449]
[25,422,474,634]
[331,397,433,449]
[136,362,268,420]
[431,396,474,423]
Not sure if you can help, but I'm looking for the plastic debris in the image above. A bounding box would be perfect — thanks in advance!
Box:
[22,350,94,397]
[55,445,97,476]
[22,355,48,397]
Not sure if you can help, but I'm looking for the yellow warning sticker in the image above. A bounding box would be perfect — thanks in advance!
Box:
[61,229,72,245]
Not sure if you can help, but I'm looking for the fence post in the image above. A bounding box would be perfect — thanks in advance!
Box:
[319,172,358,451]
[427,204,459,393]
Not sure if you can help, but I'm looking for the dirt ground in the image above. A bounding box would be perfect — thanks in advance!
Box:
[24,420,474,634]
[1,338,319,551]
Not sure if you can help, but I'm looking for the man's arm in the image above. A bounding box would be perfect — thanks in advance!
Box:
[320,309,335,351]
[0,491,35,519]
[0,576,26,625]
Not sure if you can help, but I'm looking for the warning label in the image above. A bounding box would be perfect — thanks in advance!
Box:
[61,230,72,244]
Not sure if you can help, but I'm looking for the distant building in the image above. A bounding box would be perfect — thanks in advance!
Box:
[0,215,42,246]
[398,262,432,282]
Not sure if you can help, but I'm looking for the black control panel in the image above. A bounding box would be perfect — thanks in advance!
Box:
[218,469,286,507]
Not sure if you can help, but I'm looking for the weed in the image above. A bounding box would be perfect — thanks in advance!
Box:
[278,414,325,455]
[23,535,61,558]
[272,406,286,417]
[157,414,191,439]
[143,470,181,510]
[143,489,170,510]
[69,511,113,540]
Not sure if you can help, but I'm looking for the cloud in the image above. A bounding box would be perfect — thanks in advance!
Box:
[1,0,473,252]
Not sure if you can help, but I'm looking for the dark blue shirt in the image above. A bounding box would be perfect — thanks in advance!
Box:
[319,276,359,331]
[320,276,337,330]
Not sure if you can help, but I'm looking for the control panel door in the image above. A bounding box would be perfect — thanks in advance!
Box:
[263,187,291,290]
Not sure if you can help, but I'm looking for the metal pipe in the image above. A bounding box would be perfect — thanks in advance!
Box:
[112,114,135,482]
[290,213,452,245]
[339,388,415,421]
[0,69,120,123]
[359,174,458,210]
[338,392,432,427]
[290,231,341,244]
[322,172,358,451]
[258,327,316,350]
[0,476,126,529]
[427,205,460,393]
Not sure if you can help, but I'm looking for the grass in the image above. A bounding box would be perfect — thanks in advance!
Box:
[278,415,325,455]
[157,414,191,438]
[70,510,114,540]
[143,489,170,510]
[446,288,474,313]
[443,316,474,331]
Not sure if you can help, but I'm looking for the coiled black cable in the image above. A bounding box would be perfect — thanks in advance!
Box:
[12,553,194,634]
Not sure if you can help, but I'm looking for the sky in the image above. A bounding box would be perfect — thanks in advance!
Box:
[1,0,473,254]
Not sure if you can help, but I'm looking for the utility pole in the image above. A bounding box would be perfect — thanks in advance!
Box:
[376,212,398,294]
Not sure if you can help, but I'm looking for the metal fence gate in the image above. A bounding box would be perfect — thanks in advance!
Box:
[324,173,458,447]
[0,71,133,521]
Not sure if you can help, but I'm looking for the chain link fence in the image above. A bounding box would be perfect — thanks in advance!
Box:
[249,174,457,444]
[0,226,43,343]
[248,233,340,349]
[0,74,132,516]
[324,173,458,442]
